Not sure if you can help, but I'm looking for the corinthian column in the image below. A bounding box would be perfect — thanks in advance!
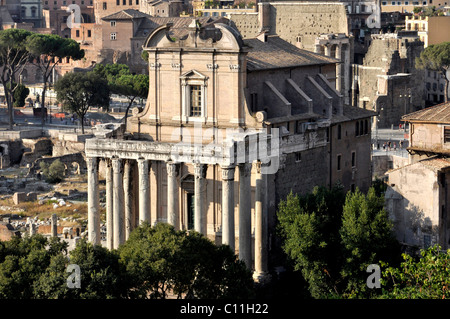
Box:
[112,158,124,249]
[253,161,269,283]
[194,163,207,235]
[221,165,235,251]
[123,160,133,240]
[137,158,150,225]
[238,163,252,268]
[166,161,179,230]
[105,159,113,249]
[87,157,100,245]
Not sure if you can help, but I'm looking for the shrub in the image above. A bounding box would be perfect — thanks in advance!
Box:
[40,159,65,183]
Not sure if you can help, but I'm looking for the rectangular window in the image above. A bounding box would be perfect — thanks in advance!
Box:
[110,21,116,27]
[123,0,126,5]
[351,151,356,167]
[337,154,342,171]
[136,0,139,4]
[76,30,80,37]
[295,152,302,163]
[444,127,450,143]
[110,32,117,40]
[117,0,120,4]
[190,85,202,117]
[87,30,92,37]
[103,2,107,9]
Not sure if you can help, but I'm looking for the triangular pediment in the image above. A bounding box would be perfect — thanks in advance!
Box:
[180,69,208,80]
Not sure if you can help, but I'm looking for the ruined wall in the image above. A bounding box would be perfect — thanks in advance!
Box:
[259,2,349,50]
[387,163,443,248]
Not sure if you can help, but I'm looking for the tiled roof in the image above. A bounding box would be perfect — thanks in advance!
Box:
[244,36,338,71]
[420,157,450,170]
[402,102,450,123]
[331,106,377,124]
[134,16,229,38]
[102,9,151,20]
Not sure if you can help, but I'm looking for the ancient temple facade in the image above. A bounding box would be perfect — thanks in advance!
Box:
[85,20,374,281]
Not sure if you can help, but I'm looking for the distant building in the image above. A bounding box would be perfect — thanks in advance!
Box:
[386,102,450,250]
[352,31,425,129]
[405,15,450,47]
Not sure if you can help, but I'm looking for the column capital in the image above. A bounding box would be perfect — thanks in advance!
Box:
[194,162,207,178]
[111,157,122,171]
[221,165,235,181]
[166,161,179,177]
[86,156,98,169]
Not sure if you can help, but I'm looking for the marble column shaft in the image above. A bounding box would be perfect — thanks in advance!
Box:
[221,165,235,251]
[87,157,100,245]
[123,160,133,240]
[253,161,269,281]
[137,159,150,225]
[166,161,179,230]
[105,160,113,249]
[239,163,252,268]
[112,158,124,249]
[194,163,207,235]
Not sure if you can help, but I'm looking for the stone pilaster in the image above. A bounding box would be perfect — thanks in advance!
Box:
[221,165,235,251]
[87,157,100,245]
[194,163,207,235]
[105,159,114,249]
[137,158,150,225]
[238,162,252,268]
[112,158,124,249]
[166,161,179,230]
[335,44,342,94]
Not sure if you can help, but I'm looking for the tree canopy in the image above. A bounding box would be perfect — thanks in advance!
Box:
[0,223,254,299]
[93,64,149,131]
[54,71,110,134]
[416,42,450,102]
[25,33,85,125]
[0,28,33,129]
[277,185,401,298]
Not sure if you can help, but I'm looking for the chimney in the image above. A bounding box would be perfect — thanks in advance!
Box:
[257,29,269,42]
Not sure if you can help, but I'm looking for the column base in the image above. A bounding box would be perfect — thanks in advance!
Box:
[252,271,271,284]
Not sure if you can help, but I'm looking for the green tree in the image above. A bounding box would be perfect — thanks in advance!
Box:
[277,185,346,298]
[25,33,85,126]
[0,29,32,130]
[380,246,450,299]
[13,83,30,108]
[339,188,401,298]
[416,42,450,102]
[0,235,68,299]
[119,222,254,299]
[277,185,400,298]
[94,64,149,132]
[54,71,110,134]
[40,159,65,183]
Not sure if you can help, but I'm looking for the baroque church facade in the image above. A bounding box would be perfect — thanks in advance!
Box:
[85,20,375,280]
